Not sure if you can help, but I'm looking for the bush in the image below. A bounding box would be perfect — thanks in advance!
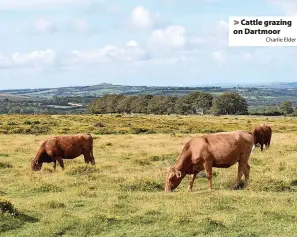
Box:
[94,122,104,127]
[130,127,155,134]
[0,198,17,215]
[66,165,100,175]
[43,201,65,209]
[252,178,292,192]
[32,184,63,193]
[119,178,163,192]
[23,120,40,125]
[149,153,178,162]
[0,162,13,169]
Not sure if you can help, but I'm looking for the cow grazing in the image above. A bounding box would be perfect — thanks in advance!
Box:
[252,124,272,151]
[31,134,95,171]
[164,131,254,192]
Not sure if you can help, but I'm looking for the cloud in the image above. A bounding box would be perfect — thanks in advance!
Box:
[0,50,57,69]
[33,18,56,33]
[130,6,164,29]
[130,6,154,29]
[70,41,150,64]
[0,0,91,10]
[147,26,187,52]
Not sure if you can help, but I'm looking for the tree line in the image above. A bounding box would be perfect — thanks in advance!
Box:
[88,92,250,115]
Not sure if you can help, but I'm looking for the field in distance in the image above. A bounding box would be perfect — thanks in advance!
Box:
[1,114,297,236]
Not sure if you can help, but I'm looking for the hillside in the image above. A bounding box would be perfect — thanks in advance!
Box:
[0,82,296,108]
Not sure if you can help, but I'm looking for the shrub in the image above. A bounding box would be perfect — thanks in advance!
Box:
[23,120,40,125]
[94,122,104,127]
[130,127,155,134]
[0,198,17,215]
[149,153,178,162]
[133,159,151,166]
[43,201,65,209]
[252,178,292,192]
[32,184,63,193]
[66,165,100,175]
[119,178,163,192]
[0,162,13,169]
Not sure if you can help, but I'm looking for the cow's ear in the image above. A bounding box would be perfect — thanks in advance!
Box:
[175,170,182,178]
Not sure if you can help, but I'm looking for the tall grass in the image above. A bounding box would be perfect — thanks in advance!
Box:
[0,115,297,236]
[1,114,297,135]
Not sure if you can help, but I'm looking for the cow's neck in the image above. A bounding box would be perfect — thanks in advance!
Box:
[174,151,191,174]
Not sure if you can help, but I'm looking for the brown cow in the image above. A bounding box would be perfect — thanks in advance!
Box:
[31,134,95,171]
[252,124,272,151]
[164,131,254,192]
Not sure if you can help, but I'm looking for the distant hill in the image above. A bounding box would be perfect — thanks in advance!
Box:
[0,82,296,107]
[0,83,223,99]
[0,93,32,101]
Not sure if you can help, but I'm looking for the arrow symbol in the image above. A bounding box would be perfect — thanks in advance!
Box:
[234,20,239,25]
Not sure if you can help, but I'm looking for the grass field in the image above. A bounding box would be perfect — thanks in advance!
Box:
[1,115,297,236]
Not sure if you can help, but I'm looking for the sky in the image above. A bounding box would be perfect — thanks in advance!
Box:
[0,0,296,89]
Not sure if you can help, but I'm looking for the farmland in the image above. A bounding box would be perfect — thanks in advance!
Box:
[1,114,297,236]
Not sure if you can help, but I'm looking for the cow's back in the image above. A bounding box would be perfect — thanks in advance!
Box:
[44,134,92,159]
[189,131,253,167]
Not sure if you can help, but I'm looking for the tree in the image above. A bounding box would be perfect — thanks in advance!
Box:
[130,95,153,114]
[147,96,177,115]
[174,96,193,115]
[187,92,213,114]
[212,92,248,115]
[116,96,137,114]
[280,101,294,115]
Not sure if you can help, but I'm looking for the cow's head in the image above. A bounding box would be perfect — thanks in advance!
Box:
[164,166,184,192]
[31,159,42,171]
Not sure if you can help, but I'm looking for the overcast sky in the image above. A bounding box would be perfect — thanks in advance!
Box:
[0,0,296,89]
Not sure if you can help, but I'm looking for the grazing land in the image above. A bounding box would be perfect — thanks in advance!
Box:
[1,115,297,236]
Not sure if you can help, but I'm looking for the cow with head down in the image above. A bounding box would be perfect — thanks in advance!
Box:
[165,131,254,192]
[31,134,96,171]
[252,124,272,151]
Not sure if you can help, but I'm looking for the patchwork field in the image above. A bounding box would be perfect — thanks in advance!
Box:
[1,115,297,236]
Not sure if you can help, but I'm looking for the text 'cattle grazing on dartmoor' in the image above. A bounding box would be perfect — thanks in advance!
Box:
[165,131,254,192]
[31,134,95,171]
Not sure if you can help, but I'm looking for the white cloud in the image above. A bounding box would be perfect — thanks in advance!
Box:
[33,18,55,33]
[147,26,187,52]
[0,50,57,69]
[0,0,90,10]
[70,41,150,64]
[12,50,57,66]
[130,6,154,29]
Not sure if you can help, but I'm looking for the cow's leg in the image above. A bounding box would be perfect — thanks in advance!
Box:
[187,173,197,192]
[260,143,264,152]
[267,136,271,149]
[83,151,93,165]
[232,161,245,189]
[53,160,57,170]
[56,158,64,170]
[242,163,250,188]
[204,162,213,191]
[83,153,90,164]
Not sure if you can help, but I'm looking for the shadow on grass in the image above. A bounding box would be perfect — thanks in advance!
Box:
[0,212,39,232]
